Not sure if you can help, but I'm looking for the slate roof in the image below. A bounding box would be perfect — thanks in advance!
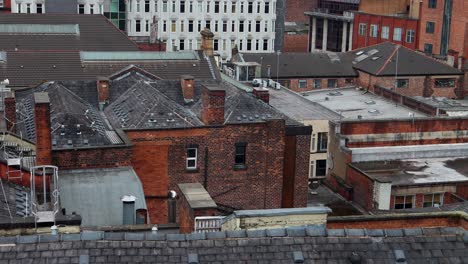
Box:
[15,82,120,148]
[239,52,357,78]
[0,226,465,263]
[351,42,463,76]
[102,71,298,129]
[13,68,298,147]
[238,42,462,79]
[0,180,30,220]
[0,14,138,51]
[0,50,220,87]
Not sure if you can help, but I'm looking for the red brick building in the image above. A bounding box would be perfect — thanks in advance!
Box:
[10,68,311,225]
[283,0,318,52]
[0,0,11,13]
[327,118,468,212]
[352,12,419,50]
[418,0,468,59]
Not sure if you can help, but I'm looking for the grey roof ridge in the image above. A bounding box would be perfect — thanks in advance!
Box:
[1,226,464,244]
[107,64,163,81]
[140,81,204,127]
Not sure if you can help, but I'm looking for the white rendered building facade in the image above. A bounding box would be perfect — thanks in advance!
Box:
[126,0,277,58]
[11,0,278,59]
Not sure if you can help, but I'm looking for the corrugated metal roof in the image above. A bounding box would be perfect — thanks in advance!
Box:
[0,24,79,35]
[80,51,199,61]
[59,167,147,227]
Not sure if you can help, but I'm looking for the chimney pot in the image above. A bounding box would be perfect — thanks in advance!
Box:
[201,84,225,125]
[180,75,195,103]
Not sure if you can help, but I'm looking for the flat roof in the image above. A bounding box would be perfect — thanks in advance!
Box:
[301,88,428,120]
[269,88,341,121]
[351,157,468,186]
[413,96,468,114]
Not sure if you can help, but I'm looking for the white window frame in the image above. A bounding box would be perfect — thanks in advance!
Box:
[393,28,402,41]
[406,30,415,43]
[370,24,378,37]
[186,148,198,170]
[317,132,328,152]
[381,26,389,39]
[309,160,315,178]
[358,23,366,36]
[423,193,444,207]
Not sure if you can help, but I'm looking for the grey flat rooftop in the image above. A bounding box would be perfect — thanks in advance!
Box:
[413,96,468,115]
[302,88,428,120]
[269,88,342,121]
[351,157,468,186]
[178,183,217,209]
[59,167,147,227]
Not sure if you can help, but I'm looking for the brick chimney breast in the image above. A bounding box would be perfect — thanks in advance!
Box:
[253,87,270,104]
[97,77,110,109]
[180,75,195,103]
[4,93,16,131]
[201,84,225,125]
[34,92,52,166]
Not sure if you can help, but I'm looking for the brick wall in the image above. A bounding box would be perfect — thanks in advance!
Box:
[358,0,408,15]
[288,77,354,92]
[340,118,468,136]
[357,70,461,98]
[52,146,133,170]
[285,0,317,23]
[328,214,468,229]
[34,97,52,166]
[293,134,310,207]
[419,0,468,57]
[4,97,16,131]
[283,34,309,52]
[456,182,468,200]
[126,120,293,224]
[347,166,374,211]
[353,13,419,50]
[176,186,219,234]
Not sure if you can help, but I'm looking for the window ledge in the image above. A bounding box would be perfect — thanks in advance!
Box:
[185,168,199,173]
[233,164,247,171]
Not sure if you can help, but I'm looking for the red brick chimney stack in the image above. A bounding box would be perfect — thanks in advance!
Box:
[180,75,195,103]
[201,84,225,125]
[97,77,110,109]
[253,87,270,104]
[4,93,16,131]
[200,28,215,56]
[34,92,52,166]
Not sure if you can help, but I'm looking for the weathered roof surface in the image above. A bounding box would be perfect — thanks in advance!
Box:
[0,14,138,51]
[15,69,297,146]
[0,50,219,87]
[351,156,468,186]
[0,226,465,263]
[351,42,462,76]
[15,82,120,148]
[240,52,357,78]
[103,72,299,129]
[59,167,147,227]
[269,87,342,121]
[0,180,30,220]
[301,87,428,120]
[178,183,217,209]
[239,42,462,78]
